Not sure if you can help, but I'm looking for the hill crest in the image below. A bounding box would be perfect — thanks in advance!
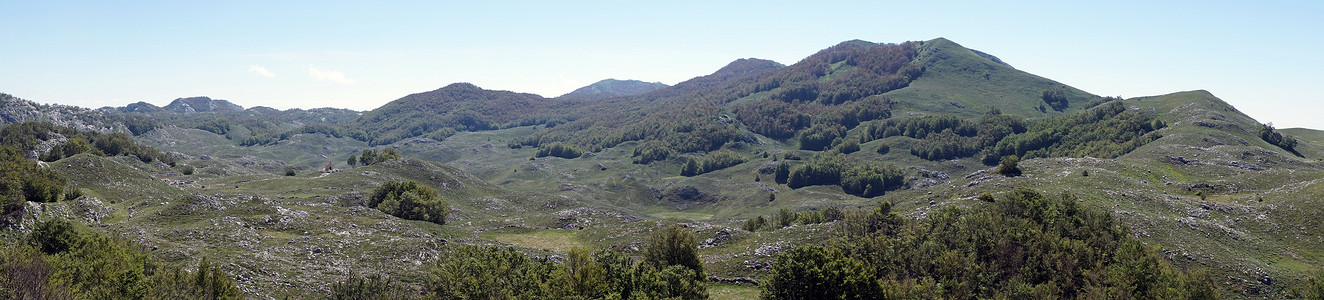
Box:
[557,79,668,101]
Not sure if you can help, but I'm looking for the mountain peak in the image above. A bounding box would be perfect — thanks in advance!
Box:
[439,82,482,91]
[164,96,243,113]
[557,79,668,100]
[711,58,784,78]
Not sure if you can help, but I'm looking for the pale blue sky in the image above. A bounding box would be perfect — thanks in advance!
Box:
[2,1,1321,128]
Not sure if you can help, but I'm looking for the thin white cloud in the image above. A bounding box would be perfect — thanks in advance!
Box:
[308,66,355,84]
[248,65,275,78]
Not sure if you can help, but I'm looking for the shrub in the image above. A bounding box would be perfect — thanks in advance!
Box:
[369,181,449,225]
[284,167,296,176]
[997,155,1022,177]
[2,219,241,299]
[836,139,861,154]
[426,246,559,299]
[762,246,879,299]
[29,218,81,254]
[743,216,768,232]
[976,192,994,202]
[330,272,416,300]
[642,225,704,279]
[761,189,1219,299]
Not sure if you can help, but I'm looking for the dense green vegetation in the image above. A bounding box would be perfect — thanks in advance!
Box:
[1042,86,1070,111]
[506,41,919,157]
[680,150,746,176]
[358,148,401,166]
[761,189,1218,299]
[983,100,1160,163]
[417,224,706,299]
[997,155,1022,177]
[535,142,585,159]
[866,110,1027,161]
[861,100,1158,164]
[0,122,174,165]
[0,146,67,217]
[630,140,673,164]
[777,152,903,197]
[1258,123,1299,154]
[0,218,240,299]
[1,122,178,219]
[368,181,449,225]
[354,83,555,146]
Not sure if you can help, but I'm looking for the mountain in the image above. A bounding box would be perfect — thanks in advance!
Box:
[557,79,668,101]
[5,38,1324,298]
[162,96,244,113]
[353,82,552,145]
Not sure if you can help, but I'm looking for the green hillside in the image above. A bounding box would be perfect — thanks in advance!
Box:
[3,38,1324,298]
[557,79,669,101]
[886,38,1099,118]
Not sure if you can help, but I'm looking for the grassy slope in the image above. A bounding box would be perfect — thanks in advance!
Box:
[884,38,1099,119]
[1280,127,1324,159]
[35,149,663,297]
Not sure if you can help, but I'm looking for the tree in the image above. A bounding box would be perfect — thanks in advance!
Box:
[347,155,357,168]
[359,149,377,166]
[761,246,879,299]
[642,225,704,280]
[560,248,609,298]
[680,157,700,177]
[1042,86,1069,111]
[997,155,1022,177]
[369,181,449,224]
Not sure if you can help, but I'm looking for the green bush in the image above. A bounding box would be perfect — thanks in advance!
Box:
[762,246,879,299]
[743,216,769,232]
[798,123,846,151]
[358,148,402,166]
[642,225,705,279]
[369,181,449,225]
[632,140,673,164]
[997,155,1022,177]
[536,142,585,159]
[836,139,861,154]
[330,272,416,300]
[425,246,560,299]
[681,150,747,176]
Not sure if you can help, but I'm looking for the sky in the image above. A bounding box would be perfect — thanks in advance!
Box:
[2,1,1322,128]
